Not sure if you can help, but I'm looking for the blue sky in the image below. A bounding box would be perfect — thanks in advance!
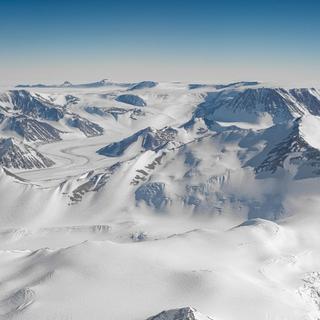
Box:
[0,0,319,85]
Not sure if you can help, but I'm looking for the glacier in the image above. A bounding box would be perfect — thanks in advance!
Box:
[0,80,320,320]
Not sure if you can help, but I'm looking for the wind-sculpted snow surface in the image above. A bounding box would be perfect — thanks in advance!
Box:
[1,80,320,320]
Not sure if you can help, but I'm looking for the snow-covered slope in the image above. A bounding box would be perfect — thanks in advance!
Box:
[193,87,320,128]
[0,90,65,121]
[97,126,179,157]
[66,115,104,137]
[253,119,320,179]
[1,80,320,320]
[0,137,54,169]
[4,115,63,142]
[129,81,158,91]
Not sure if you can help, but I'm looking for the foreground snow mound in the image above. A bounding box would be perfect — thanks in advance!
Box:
[232,218,280,238]
[0,137,54,169]
[116,94,147,107]
[146,307,214,320]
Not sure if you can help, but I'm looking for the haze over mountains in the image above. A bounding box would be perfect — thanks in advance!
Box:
[1,79,320,319]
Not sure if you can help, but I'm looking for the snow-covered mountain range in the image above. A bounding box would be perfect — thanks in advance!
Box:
[1,80,320,320]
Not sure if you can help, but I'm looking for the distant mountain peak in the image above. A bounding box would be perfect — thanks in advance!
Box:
[60,81,73,87]
[129,81,158,90]
[15,78,131,89]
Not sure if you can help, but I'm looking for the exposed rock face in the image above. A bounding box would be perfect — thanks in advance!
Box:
[135,182,170,210]
[146,307,214,320]
[247,119,320,179]
[60,81,73,87]
[5,116,62,142]
[298,272,320,316]
[211,88,307,124]
[64,95,80,106]
[97,127,178,157]
[84,106,107,117]
[289,88,320,116]
[106,107,144,120]
[116,94,147,107]
[85,106,144,120]
[0,90,64,121]
[193,87,320,127]
[0,112,5,123]
[129,81,158,90]
[0,138,54,169]
[64,163,120,204]
[142,127,178,151]
[67,116,104,137]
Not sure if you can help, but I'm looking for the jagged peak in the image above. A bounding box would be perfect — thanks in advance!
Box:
[97,126,178,157]
[0,136,55,170]
[250,116,320,178]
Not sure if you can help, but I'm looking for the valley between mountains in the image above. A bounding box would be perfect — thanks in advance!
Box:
[1,79,320,319]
